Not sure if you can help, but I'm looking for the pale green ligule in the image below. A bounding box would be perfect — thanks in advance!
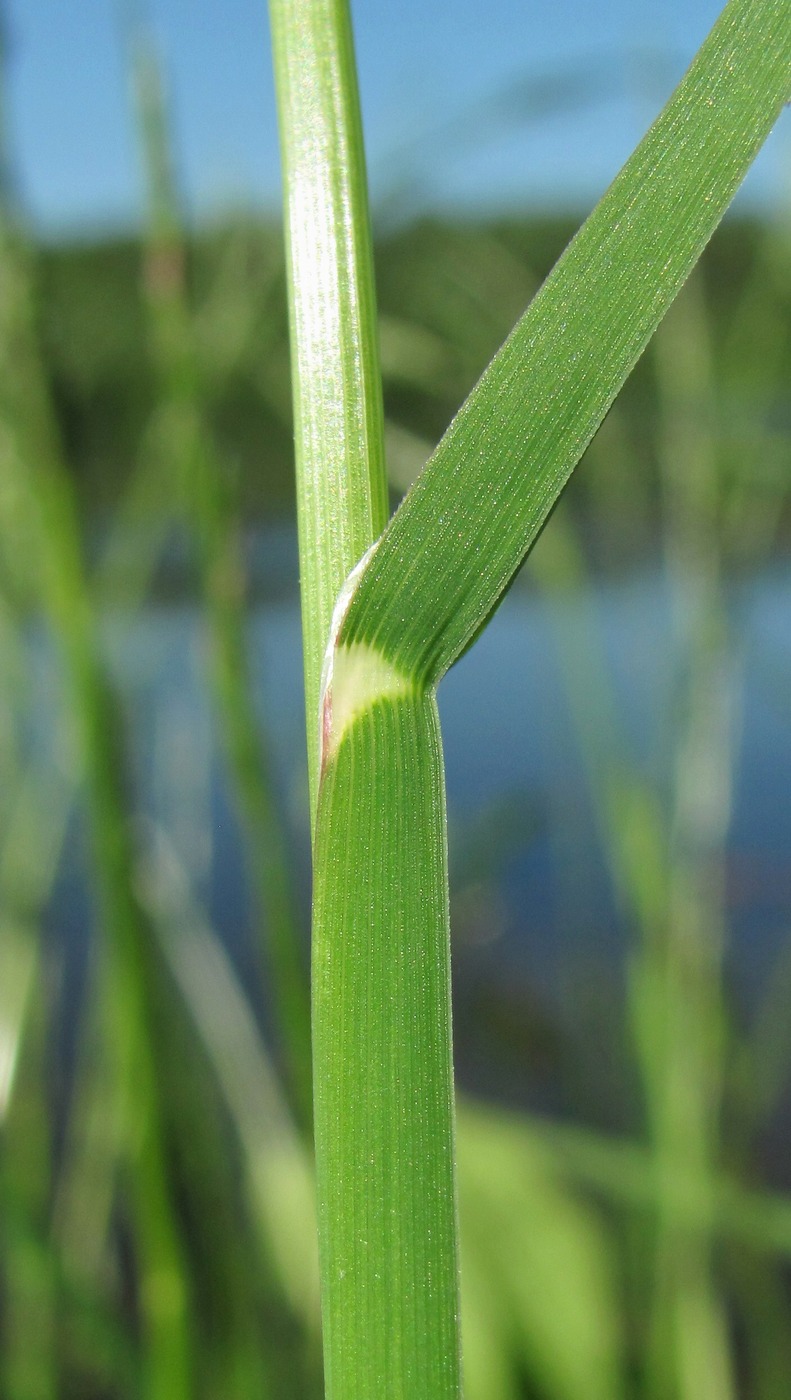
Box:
[320,642,413,769]
[312,689,461,1400]
[318,542,414,769]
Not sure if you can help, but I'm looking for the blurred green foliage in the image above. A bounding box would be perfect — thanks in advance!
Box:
[1,187,791,1397]
[29,214,791,555]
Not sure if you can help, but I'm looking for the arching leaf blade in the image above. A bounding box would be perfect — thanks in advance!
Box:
[339,0,791,686]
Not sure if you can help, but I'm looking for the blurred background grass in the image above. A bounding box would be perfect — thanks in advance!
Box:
[1,2,791,1397]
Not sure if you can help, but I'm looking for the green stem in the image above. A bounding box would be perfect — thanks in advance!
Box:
[268,0,388,822]
[269,3,462,1392]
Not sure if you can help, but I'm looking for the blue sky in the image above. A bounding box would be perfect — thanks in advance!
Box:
[5,0,790,235]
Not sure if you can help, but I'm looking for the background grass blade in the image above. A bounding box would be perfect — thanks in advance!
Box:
[128,13,312,1125]
[458,1103,624,1400]
[338,0,790,684]
[0,170,193,1400]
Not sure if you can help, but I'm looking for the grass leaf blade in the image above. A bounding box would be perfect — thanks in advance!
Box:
[339,0,791,685]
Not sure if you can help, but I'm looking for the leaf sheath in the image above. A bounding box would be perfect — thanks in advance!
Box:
[312,691,461,1399]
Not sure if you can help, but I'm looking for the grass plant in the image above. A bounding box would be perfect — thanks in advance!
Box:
[270,0,790,1393]
[0,0,788,1395]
